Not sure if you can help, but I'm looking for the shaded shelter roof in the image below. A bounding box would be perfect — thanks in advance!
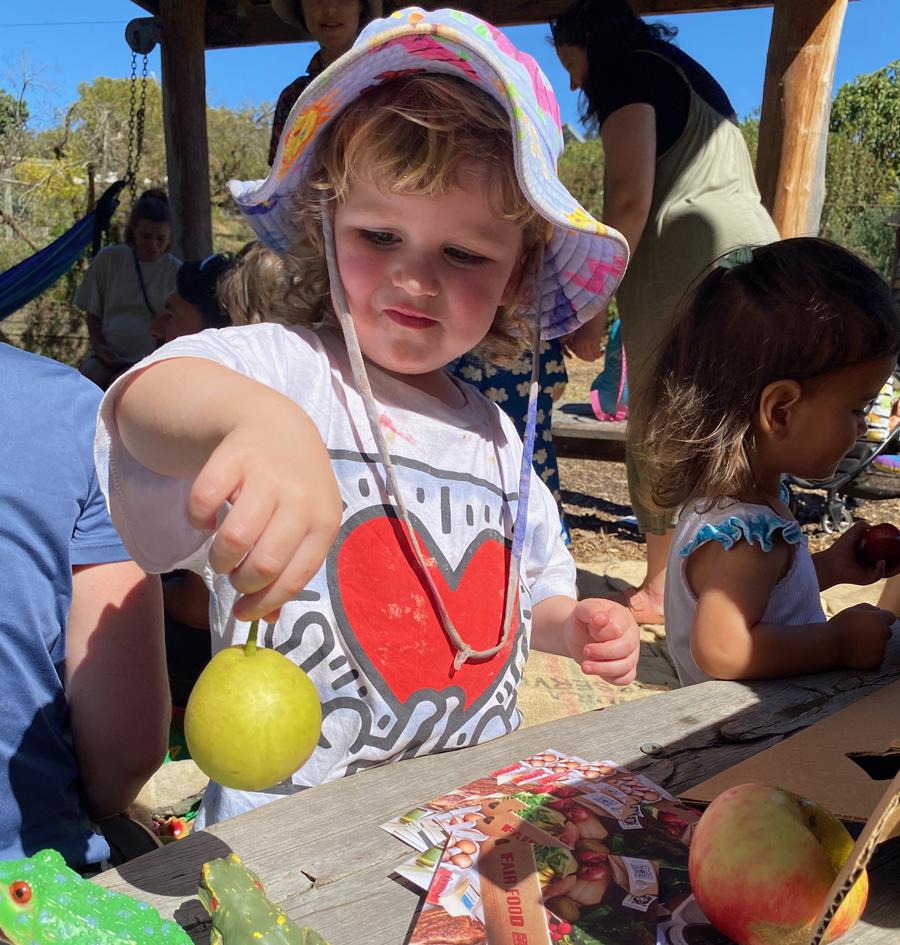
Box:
[131,0,857,259]
[129,0,800,49]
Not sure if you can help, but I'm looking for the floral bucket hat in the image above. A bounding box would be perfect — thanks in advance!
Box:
[229,6,629,340]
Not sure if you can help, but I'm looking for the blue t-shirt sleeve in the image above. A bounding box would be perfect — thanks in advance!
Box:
[67,374,130,566]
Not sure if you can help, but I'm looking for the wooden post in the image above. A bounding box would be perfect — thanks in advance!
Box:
[756,0,847,238]
[158,0,212,259]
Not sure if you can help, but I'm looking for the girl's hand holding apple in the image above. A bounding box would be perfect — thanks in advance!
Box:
[815,521,896,589]
[856,522,900,571]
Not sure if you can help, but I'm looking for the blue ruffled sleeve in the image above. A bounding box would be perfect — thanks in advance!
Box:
[679,509,802,558]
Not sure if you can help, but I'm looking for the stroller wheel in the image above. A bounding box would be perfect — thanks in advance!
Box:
[821,508,853,534]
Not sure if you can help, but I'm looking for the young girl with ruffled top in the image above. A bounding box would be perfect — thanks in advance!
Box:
[633,238,900,685]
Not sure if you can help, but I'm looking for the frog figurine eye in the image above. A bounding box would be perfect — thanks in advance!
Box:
[9,880,32,905]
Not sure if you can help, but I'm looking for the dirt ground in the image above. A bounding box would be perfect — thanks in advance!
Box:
[559,357,900,567]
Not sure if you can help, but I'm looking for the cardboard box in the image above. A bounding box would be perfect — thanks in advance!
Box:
[681,678,900,835]
[681,680,900,945]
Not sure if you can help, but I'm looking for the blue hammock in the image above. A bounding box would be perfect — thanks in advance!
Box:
[0,180,126,322]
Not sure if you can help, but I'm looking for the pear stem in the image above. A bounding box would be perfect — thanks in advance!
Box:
[245,619,259,656]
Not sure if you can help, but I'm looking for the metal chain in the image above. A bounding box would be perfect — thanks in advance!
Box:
[125,51,149,204]
[126,52,137,202]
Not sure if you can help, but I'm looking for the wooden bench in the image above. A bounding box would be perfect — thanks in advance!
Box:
[551,400,627,462]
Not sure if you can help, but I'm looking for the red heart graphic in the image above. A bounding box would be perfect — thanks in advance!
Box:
[332,512,519,711]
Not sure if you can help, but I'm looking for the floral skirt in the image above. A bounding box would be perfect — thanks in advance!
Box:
[450,339,570,542]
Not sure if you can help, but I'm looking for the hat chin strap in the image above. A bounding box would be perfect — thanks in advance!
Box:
[320,195,542,670]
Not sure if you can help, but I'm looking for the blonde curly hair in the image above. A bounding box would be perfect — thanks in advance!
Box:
[260,72,546,367]
[217,241,290,327]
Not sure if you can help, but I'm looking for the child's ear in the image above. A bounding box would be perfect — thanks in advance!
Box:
[758,379,802,438]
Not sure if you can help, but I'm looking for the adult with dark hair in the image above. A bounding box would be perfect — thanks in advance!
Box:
[269,0,382,165]
[150,252,233,346]
[75,188,181,390]
[551,0,779,624]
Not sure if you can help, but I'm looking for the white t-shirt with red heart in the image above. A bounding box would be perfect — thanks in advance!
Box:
[96,322,576,827]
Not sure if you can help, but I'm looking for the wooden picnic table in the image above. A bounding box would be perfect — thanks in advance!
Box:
[551,400,627,462]
[97,632,900,944]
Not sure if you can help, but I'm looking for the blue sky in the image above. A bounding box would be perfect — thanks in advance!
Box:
[1,1,897,132]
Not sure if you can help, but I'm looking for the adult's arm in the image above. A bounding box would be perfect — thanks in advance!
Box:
[562,103,656,361]
[599,103,656,253]
[83,312,123,366]
[66,561,168,819]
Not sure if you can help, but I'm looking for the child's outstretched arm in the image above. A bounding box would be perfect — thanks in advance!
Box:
[689,537,894,680]
[531,597,640,686]
[115,357,342,620]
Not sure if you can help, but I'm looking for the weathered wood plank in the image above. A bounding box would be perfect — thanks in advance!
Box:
[551,402,628,462]
[130,2,856,47]
[95,633,900,943]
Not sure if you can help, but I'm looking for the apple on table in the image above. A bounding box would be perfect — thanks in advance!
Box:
[689,783,867,945]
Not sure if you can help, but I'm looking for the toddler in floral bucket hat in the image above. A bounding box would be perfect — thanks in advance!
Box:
[233,6,628,339]
[94,7,638,827]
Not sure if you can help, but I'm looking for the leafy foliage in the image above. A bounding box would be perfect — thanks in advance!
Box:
[0,88,28,139]
[825,62,900,276]
[830,60,900,184]
[739,112,759,165]
[820,132,896,276]
[207,104,271,206]
[1,76,272,362]
[558,137,605,219]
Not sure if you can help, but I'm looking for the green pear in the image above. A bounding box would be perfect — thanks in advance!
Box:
[185,621,322,791]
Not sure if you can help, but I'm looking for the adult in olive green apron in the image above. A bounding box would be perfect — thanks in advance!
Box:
[553,0,778,624]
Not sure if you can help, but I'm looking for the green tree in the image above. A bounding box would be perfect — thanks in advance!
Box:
[820,131,896,276]
[64,76,166,184]
[558,136,605,219]
[0,87,28,138]
[207,103,271,205]
[830,60,900,183]
[739,112,759,166]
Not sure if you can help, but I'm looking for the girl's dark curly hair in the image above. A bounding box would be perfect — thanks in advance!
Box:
[550,0,678,131]
[630,238,900,513]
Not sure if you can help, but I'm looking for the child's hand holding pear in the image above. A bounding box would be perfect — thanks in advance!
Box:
[117,358,342,621]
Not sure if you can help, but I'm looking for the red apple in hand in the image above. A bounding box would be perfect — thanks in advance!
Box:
[857,522,900,568]
[689,783,868,945]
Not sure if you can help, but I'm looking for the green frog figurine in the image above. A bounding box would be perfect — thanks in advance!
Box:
[0,848,192,944]
[199,853,328,945]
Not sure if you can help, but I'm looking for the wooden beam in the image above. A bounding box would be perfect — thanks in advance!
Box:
[205,2,775,47]
[128,0,860,48]
[158,0,213,259]
[756,0,847,237]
